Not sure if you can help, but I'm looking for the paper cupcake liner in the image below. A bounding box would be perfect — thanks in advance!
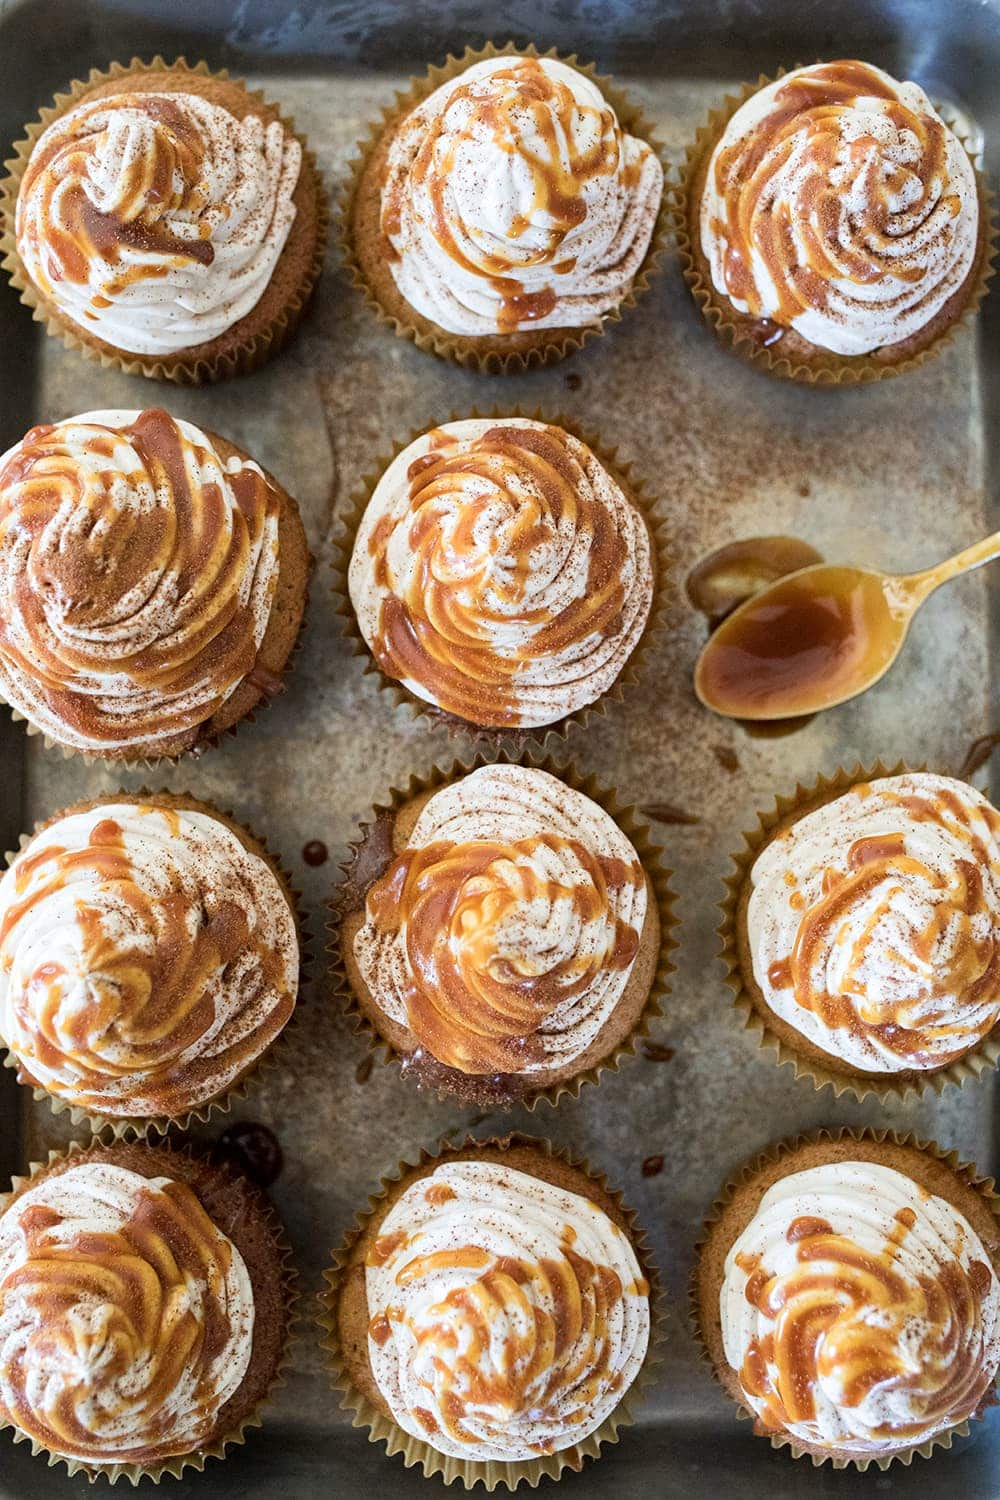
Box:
[329,407,670,750]
[0,789,308,1141]
[672,71,997,385]
[339,41,669,373]
[690,1125,1000,1471]
[0,1136,298,1485]
[0,55,328,384]
[328,747,677,1111]
[318,1131,663,1489]
[0,443,312,769]
[719,760,1000,1102]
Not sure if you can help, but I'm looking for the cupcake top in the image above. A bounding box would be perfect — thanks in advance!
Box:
[380,55,663,336]
[365,1158,649,1461]
[353,765,647,1078]
[746,773,1000,1072]
[348,419,654,729]
[0,799,298,1119]
[0,407,282,755]
[699,61,979,355]
[15,87,301,356]
[721,1159,1000,1454]
[0,1159,255,1464]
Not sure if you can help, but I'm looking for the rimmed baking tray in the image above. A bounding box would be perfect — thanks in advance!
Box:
[1,0,999,1494]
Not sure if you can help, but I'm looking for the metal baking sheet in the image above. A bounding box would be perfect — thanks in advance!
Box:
[1,1,999,1494]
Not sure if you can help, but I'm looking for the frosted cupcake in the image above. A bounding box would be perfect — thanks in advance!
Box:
[0,792,299,1133]
[0,407,309,760]
[679,61,993,381]
[346,46,664,368]
[2,58,325,381]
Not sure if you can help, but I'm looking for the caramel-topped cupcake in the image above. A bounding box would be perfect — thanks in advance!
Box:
[0,408,308,760]
[5,60,324,380]
[0,793,299,1131]
[346,418,655,732]
[731,772,1000,1091]
[337,763,666,1107]
[0,1140,292,1481]
[681,61,991,380]
[696,1133,1000,1466]
[348,48,664,367]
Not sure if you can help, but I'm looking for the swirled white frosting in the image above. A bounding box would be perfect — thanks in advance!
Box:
[0,408,281,753]
[699,62,979,354]
[16,89,300,355]
[348,418,654,729]
[366,1159,649,1460]
[721,1161,1000,1453]
[353,764,647,1076]
[746,773,1000,1072]
[0,1161,254,1463]
[0,801,298,1117]
[381,56,663,334]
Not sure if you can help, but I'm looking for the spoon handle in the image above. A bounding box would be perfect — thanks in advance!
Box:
[906,529,1000,601]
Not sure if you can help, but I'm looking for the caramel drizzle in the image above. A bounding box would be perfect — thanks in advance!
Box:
[0,408,278,745]
[0,1176,242,1463]
[369,423,632,727]
[366,830,641,1074]
[768,786,1000,1064]
[736,1209,995,1442]
[711,61,955,324]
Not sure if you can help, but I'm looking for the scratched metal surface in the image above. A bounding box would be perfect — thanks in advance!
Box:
[1,0,999,1495]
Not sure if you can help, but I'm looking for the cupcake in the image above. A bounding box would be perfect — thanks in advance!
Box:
[1,57,325,382]
[723,770,1000,1097]
[0,407,309,760]
[343,417,659,735]
[0,791,300,1134]
[694,1130,1000,1467]
[346,44,664,369]
[0,1138,294,1482]
[322,1135,652,1485]
[334,761,671,1107]
[678,61,993,382]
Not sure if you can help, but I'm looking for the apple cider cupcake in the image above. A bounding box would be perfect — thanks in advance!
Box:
[345,44,665,369]
[677,61,994,382]
[321,1134,654,1486]
[1,57,326,382]
[333,760,675,1107]
[0,1138,294,1483]
[695,1130,1000,1468]
[0,407,309,761]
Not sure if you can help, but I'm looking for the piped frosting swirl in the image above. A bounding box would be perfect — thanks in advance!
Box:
[0,1160,254,1464]
[380,56,663,335]
[354,765,647,1078]
[365,1158,649,1460]
[721,1160,1000,1453]
[16,89,301,356]
[699,61,979,355]
[0,800,298,1118]
[348,419,654,729]
[746,773,1000,1073]
[0,408,282,754]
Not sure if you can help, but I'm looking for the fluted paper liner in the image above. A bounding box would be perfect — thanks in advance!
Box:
[0,790,307,1141]
[329,748,677,1110]
[329,408,670,749]
[719,760,1000,1102]
[0,427,311,768]
[318,1132,663,1489]
[673,71,997,385]
[691,1126,1000,1470]
[0,56,328,384]
[0,1137,297,1485]
[340,41,669,373]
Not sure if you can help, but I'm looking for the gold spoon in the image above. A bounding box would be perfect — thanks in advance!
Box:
[694,530,1000,721]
